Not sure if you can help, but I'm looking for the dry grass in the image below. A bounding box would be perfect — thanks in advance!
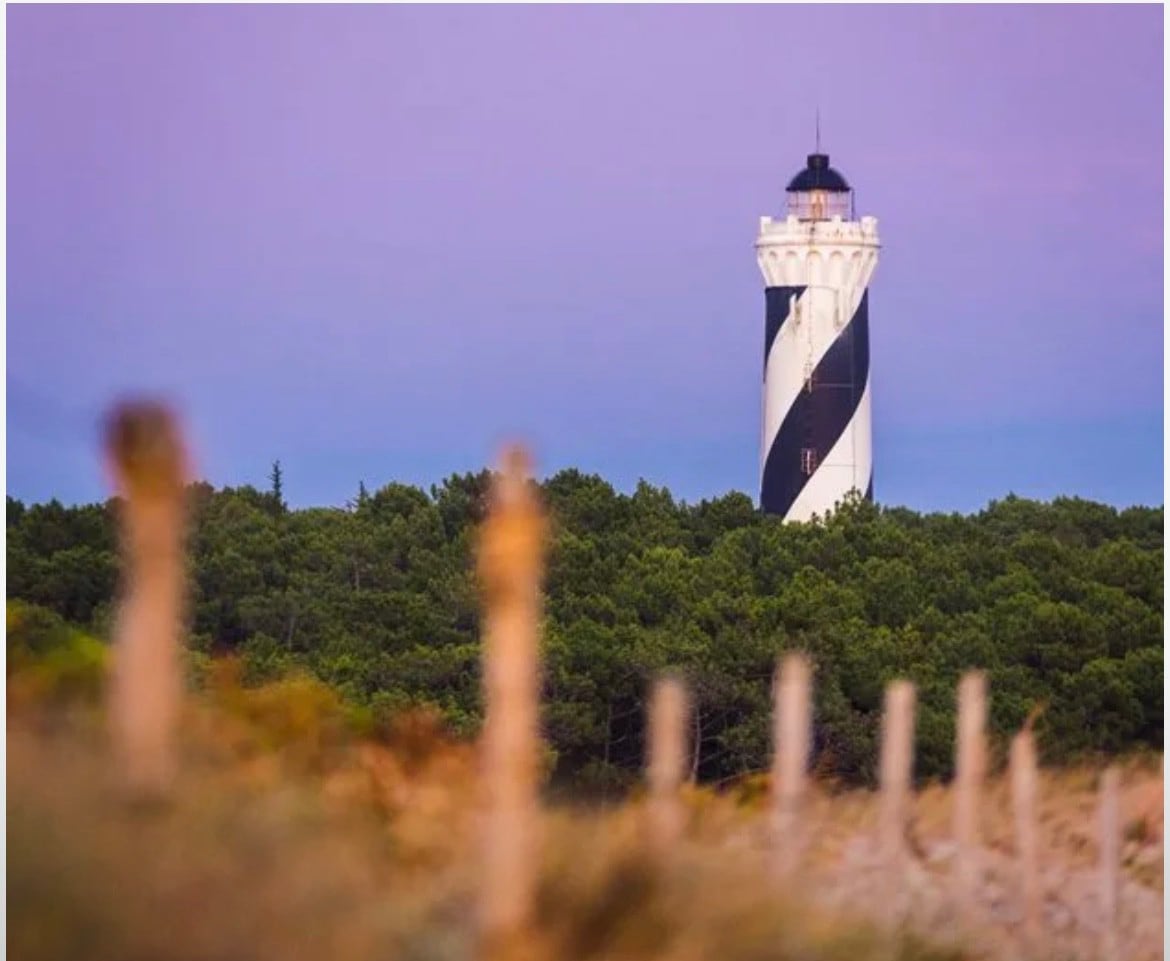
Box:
[8,659,1163,961]
[9,672,964,961]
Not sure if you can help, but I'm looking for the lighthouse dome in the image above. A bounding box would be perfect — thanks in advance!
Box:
[786,153,851,193]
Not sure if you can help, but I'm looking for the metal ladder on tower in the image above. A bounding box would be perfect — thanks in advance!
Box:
[802,289,816,394]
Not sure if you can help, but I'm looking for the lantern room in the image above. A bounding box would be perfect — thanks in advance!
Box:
[785,153,853,221]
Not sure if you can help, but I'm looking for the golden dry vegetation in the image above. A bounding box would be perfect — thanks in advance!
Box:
[7,642,1162,961]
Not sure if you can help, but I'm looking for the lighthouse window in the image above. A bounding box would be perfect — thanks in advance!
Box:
[800,448,818,475]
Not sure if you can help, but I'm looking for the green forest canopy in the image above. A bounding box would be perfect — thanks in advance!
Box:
[6,472,1163,794]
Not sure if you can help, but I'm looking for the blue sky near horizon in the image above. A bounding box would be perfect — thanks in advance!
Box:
[6,5,1164,514]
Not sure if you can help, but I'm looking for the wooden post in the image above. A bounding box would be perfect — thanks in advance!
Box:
[475,445,547,961]
[1099,766,1121,961]
[103,401,189,802]
[953,671,987,929]
[646,675,689,857]
[879,680,916,935]
[879,680,916,864]
[771,652,811,880]
[1010,725,1040,958]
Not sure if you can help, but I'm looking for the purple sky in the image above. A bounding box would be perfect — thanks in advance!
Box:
[7,5,1164,512]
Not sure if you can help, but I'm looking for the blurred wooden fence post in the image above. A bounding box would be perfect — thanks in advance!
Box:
[647,675,689,857]
[1010,724,1040,958]
[104,401,189,802]
[879,680,916,933]
[953,671,987,929]
[1098,767,1121,961]
[476,445,547,961]
[771,652,811,880]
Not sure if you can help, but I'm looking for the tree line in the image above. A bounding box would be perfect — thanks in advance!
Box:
[6,468,1163,795]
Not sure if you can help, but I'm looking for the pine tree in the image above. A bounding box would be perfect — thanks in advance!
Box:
[346,481,369,514]
[268,460,285,514]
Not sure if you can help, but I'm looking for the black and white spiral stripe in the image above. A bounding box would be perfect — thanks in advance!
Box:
[760,284,872,519]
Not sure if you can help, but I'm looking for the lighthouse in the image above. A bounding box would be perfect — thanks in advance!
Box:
[756,149,880,521]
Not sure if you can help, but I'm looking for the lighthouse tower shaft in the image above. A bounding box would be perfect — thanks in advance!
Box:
[756,210,880,521]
